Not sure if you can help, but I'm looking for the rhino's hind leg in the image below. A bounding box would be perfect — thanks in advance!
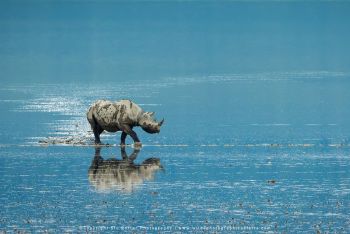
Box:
[88,112,104,145]
[93,125,104,144]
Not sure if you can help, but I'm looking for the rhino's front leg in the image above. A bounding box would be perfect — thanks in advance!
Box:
[120,124,142,147]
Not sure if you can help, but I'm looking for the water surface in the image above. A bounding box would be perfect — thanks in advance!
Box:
[0,72,350,232]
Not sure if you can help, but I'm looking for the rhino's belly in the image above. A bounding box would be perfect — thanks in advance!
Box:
[96,119,120,132]
[102,125,120,133]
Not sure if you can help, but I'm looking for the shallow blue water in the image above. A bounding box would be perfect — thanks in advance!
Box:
[0,73,350,233]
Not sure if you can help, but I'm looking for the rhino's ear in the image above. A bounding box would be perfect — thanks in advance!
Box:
[149,112,155,117]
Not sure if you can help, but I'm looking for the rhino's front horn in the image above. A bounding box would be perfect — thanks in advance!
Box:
[158,118,164,126]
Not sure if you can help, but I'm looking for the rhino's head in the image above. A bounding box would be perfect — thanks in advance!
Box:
[139,112,164,134]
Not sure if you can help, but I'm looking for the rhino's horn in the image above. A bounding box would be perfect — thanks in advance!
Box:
[158,118,164,126]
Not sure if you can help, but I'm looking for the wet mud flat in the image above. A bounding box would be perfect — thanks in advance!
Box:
[0,145,349,233]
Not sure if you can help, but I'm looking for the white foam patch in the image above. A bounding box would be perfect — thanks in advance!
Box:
[138,103,162,106]
[249,123,291,126]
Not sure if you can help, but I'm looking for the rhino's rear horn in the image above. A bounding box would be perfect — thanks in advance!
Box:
[158,118,164,126]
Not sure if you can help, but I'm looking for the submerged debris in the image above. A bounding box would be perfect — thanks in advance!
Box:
[267,180,276,185]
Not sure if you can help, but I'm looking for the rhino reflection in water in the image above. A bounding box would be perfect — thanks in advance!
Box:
[88,147,163,193]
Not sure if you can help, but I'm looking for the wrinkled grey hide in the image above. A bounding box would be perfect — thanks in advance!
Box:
[87,99,164,145]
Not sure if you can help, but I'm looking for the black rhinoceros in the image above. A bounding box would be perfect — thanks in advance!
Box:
[87,99,164,146]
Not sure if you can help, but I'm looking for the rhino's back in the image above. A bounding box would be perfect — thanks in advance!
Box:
[88,99,141,132]
[115,99,142,122]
